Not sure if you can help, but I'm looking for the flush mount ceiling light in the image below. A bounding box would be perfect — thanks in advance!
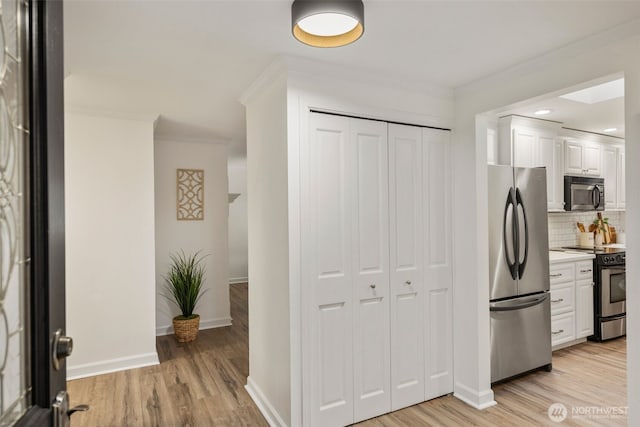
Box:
[603,128,617,133]
[534,109,551,115]
[292,0,365,48]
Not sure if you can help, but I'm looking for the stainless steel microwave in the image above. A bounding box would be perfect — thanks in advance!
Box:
[564,176,604,211]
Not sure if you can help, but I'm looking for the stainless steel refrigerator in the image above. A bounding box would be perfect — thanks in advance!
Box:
[488,165,552,383]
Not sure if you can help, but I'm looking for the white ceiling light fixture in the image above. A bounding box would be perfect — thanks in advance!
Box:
[534,109,551,115]
[603,128,617,133]
[292,0,364,48]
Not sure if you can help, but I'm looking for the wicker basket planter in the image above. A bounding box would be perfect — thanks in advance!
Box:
[172,315,200,343]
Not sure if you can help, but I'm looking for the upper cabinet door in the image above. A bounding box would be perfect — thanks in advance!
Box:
[583,143,602,177]
[538,136,564,211]
[306,113,355,427]
[388,123,425,411]
[421,128,453,401]
[350,118,392,423]
[513,128,536,168]
[602,146,618,208]
[565,140,584,175]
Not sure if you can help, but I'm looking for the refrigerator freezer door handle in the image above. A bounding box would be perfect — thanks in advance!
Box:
[516,188,529,279]
[503,187,518,280]
[489,294,547,312]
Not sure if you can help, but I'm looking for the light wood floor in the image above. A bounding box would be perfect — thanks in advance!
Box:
[68,284,626,426]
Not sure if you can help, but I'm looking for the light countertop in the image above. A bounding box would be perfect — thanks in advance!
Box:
[549,250,596,264]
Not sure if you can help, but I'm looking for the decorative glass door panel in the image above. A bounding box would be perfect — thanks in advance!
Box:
[0,0,30,424]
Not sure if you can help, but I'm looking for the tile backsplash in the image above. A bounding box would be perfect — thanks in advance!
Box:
[548,211,626,248]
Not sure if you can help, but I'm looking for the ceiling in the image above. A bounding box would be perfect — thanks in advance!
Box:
[64,1,640,157]
[496,78,625,139]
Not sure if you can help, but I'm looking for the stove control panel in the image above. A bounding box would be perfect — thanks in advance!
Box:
[600,253,625,265]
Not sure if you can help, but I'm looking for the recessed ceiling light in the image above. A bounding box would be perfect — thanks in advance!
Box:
[603,128,617,133]
[534,109,551,115]
[292,0,365,48]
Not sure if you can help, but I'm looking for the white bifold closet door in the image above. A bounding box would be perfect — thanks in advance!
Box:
[306,113,391,426]
[388,124,454,409]
[305,114,452,426]
[422,128,453,401]
[388,124,425,410]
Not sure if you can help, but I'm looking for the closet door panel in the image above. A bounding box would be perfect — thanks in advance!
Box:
[307,113,354,427]
[351,119,391,422]
[422,128,453,400]
[388,124,425,411]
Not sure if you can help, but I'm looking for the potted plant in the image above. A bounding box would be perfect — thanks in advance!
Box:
[164,251,207,342]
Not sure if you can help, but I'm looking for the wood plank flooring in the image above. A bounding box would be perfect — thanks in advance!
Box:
[68,283,627,426]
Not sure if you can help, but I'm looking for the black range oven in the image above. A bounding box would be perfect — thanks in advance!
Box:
[593,251,626,341]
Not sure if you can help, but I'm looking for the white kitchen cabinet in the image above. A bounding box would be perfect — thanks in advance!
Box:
[305,113,453,426]
[603,145,618,207]
[602,143,626,210]
[498,116,563,211]
[576,279,595,338]
[575,261,594,338]
[564,138,601,177]
[549,258,595,350]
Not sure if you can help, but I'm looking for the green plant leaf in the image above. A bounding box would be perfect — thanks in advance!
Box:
[163,250,209,317]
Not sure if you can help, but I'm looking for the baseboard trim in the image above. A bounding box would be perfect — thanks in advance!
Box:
[156,316,232,336]
[229,277,249,285]
[453,382,496,410]
[67,352,159,380]
[245,376,288,427]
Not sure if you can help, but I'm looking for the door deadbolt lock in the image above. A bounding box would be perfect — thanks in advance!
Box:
[52,329,74,371]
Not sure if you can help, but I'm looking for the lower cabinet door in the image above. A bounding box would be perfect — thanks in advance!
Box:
[551,312,576,347]
[575,279,594,338]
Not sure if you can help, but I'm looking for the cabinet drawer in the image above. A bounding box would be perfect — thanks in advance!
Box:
[550,285,574,315]
[549,264,574,285]
[551,312,576,347]
[575,261,594,281]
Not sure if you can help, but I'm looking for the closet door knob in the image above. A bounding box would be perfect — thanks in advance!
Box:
[370,284,376,289]
[405,280,412,285]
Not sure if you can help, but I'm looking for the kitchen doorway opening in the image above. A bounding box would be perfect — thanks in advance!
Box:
[477,72,628,416]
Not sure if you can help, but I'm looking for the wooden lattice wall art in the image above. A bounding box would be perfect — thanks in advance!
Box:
[177,169,204,220]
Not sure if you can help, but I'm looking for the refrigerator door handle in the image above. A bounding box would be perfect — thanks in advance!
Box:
[490,294,547,312]
[516,188,529,279]
[503,187,518,280]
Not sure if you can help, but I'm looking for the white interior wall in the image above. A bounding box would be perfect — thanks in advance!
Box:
[244,74,292,426]
[453,21,640,420]
[154,138,231,335]
[65,112,159,379]
[227,157,248,283]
